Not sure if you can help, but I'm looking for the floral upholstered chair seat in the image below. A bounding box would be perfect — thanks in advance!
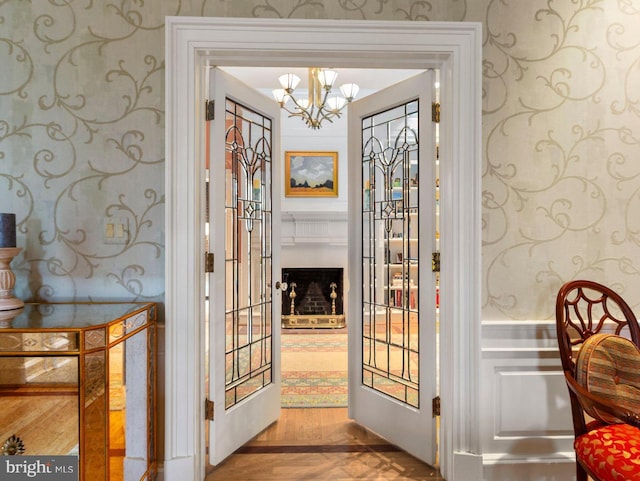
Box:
[573,333,640,480]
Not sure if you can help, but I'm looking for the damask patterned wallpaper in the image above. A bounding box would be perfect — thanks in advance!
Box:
[2,0,640,319]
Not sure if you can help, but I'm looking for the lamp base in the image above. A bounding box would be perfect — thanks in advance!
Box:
[0,307,24,328]
[0,246,24,327]
[0,297,24,311]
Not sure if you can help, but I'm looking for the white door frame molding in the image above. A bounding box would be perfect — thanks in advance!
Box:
[164,17,482,481]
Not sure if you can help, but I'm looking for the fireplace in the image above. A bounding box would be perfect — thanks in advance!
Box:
[281,267,345,329]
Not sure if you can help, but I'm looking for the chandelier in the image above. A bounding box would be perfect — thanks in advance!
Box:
[272,68,359,129]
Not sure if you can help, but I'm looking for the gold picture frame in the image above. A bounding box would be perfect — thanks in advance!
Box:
[284,151,338,197]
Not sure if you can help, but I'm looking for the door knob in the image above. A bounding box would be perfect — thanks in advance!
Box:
[275,281,288,291]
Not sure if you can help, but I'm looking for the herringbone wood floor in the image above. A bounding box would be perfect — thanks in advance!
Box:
[204,407,443,481]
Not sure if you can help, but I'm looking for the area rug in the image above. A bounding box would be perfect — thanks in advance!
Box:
[281,333,348,408]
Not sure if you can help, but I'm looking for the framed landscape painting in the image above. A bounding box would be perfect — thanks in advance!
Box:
[285,151,338,197]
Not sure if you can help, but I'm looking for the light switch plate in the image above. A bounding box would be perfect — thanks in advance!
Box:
[103,217,129,244]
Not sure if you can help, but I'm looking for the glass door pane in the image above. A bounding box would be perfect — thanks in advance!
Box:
[223,98,273,409]
[362,101,420,407]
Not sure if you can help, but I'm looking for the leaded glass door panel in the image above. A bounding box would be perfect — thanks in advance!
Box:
[207,68,281,465]
[348,71,437,464]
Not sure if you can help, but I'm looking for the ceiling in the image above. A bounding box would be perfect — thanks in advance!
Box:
[220,66,426,99]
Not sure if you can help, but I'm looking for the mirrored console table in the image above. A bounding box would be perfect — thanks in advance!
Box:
[0,302,157,481]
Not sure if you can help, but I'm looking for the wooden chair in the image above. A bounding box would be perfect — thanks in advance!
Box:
[556,280,640,481]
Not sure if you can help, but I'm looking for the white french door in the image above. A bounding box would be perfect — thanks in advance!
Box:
[207,68,282,465]
[347,71,438,465]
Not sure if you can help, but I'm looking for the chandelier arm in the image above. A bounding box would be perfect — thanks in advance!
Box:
[310,88,334,126]
[288,95,315,125]
[281,102,316,128]
[279,104,303,117]
[320,88,334,112]
[286,94,306,112]
[289,95,315,118]
[319,110,341,124]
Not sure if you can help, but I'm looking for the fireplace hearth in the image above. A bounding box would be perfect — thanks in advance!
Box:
[281,267,345,329]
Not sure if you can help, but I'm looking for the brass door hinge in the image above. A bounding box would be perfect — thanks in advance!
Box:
[432,102,440,123]
[205,100,215,121]
[205,398,214,421]
[205,252,214,273]
[432,252,440,273]
[432,395,441,417]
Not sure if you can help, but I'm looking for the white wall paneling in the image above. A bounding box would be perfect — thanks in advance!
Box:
[480,321,576,480]
[281,211,348,248]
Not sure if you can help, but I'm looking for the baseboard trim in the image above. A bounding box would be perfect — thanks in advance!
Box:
[482,452,575,465]
[482,453,576,481]
[163,457,195,481]
[452,452,483,481]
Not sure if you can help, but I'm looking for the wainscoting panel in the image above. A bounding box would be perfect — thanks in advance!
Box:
[494,367,571,437]
[481,320,577,480]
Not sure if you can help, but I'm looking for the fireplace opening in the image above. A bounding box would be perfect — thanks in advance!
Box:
[281,267,345,329]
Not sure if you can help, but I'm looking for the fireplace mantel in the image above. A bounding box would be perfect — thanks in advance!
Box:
[281,211,348,246]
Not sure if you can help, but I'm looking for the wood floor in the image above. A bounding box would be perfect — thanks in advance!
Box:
[0,387,79,456]
[205,408,443,481]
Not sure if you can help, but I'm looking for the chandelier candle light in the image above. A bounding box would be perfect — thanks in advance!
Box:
[273,68,359,129]
[0,213,24,327]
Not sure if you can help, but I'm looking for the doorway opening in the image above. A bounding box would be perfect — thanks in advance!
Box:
[213,65,437,410]
[204,65,442,472]
[164,17,482,481]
